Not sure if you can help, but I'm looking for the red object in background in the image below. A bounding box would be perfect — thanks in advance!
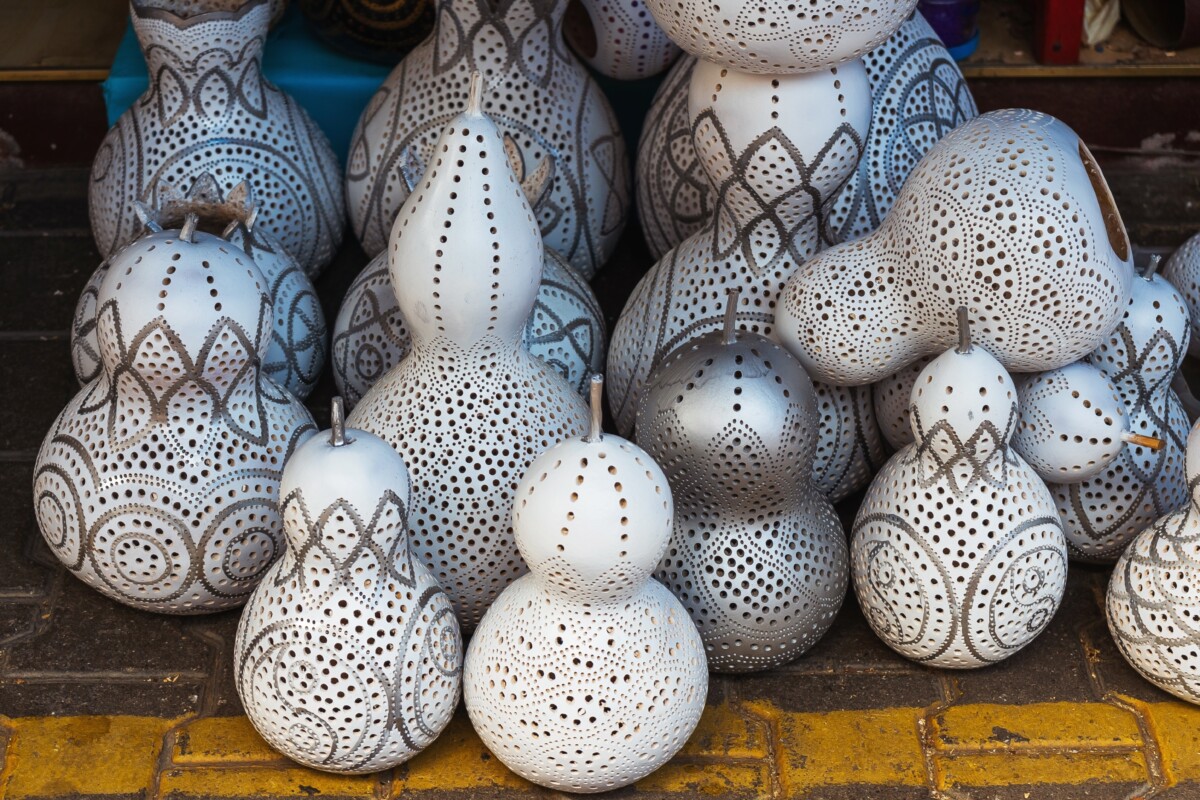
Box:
[1032,0,1086,64]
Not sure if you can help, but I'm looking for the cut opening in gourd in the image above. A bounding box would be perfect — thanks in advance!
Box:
[1077,138,1131,263]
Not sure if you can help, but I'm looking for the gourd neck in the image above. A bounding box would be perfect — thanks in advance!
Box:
[432,0,567,76]
[132,0,268,80]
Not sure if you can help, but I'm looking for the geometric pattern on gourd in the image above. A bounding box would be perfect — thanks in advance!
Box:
[852,409,1068,668]
[1107,475,1200,705]
[331,248,605,407]
[1055,287,1192,563]
[608,97,867,435]
[88,0,345,277]
[34,303,316,613]
[346,337,590,631]
[811,381,887,502]
[635,54,708,259]
[643,0,917,74]
[871,355,931,451]
[464,576,708,791]
[566,0,679,80]
[344,0,629,275]
[647,405,849,672]
[777,109,1135,386]
[1164,232,1200,358]
[828,12,978,242]
[234,489,461,773]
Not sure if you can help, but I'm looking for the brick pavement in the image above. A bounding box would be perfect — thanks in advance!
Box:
[3,166,1200,799]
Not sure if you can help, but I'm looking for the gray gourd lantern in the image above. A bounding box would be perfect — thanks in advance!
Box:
[90,0,345,277]
[638,289,848,672]
[235,399,462,773]
[347,74,590,633]
[35,215,317,613]
[851,309,1069,668]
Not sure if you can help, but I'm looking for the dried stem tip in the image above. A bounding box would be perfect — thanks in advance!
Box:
[466,70,484,115]
[1123,431,1165,451]
[179,213,199,243]
[722,286,741,345]
[956,306,972,354]
[587,374,604,443]
[330,397,349,447]
[1144,254,1162,280]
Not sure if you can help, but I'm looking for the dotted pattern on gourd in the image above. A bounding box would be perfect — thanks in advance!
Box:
[1053,277,1191,563]
[89,0,345,278]
[635,54,708,260]
[564,0,679,80]
[1163,232,1200,358]
[827,12,978,243]
[777,109,1135,387]
[344,0,629,275]
[1012,365,1128,483]
[851,350,1068,668]
[72,204,327,400]
[637,332,848,672]
[1107,470,1200,705]
[348,341,588,629]
[235,489,461,773]
[464,433,707,792]
[34,230,317,613]
[297,0,435,63]
[811,381,887,502]
[872,355,931,451]
[330,247,605,408]
[643,0,916,74]
[608,61,870,436]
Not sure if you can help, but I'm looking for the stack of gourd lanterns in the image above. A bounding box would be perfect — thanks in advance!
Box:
[32,0,1200,787]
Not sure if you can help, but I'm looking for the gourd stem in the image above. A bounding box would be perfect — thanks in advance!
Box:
[1144,254,1162,280]
[722,287,741,345]
[466,70,484,115]
[330,397,348,447]
[180,213,199,243]
[587,374,604,443]
[1123,431,1165,451]
[956,306,971,354]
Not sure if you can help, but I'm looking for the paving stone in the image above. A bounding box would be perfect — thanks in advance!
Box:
[0,167,91,232]
[0,234,97,332]
[0,462,57,599]
[0,338,76,452]
[0,678,206,717]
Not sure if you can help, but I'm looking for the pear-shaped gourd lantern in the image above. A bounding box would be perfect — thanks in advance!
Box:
[347,74,590,632]
[464,376,708,791]
[564,0,679,79]
[34,215,316,613]
[73,175,327,399]
[331,145,605,407]
[638,290,847,672]
[1164,232,1200,358]
[1108,418,1200,705]
[851,309,1069,667]
[345,0,629,276]
[235,399,462,772]
[1046,257,1190,562]
[776,110,1135,387]
[89,0,345,277]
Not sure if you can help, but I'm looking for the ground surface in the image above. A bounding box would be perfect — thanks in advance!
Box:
[3,166,1200,800]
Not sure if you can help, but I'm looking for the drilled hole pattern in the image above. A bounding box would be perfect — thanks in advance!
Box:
[35,228,317,613]
[464,428,707,792]
[1163,232,1200,359]
[609,59,872,436]
[89,0,345,277]
[344,0,629,275]
[1012,363,1129,484]
[1107,420,1200,705]
[637,329,848,672]
[872,354,931,450]
[235,426,462,773]
[851,342,1068,668]
[643,0,915,73]
[811,381,887,502]
[330,244,605,409]
[347,106,590,632]
[1051,273,1191,563]
[564,0,680,79]
[776,109,1135,386]
[74,176,327,400]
